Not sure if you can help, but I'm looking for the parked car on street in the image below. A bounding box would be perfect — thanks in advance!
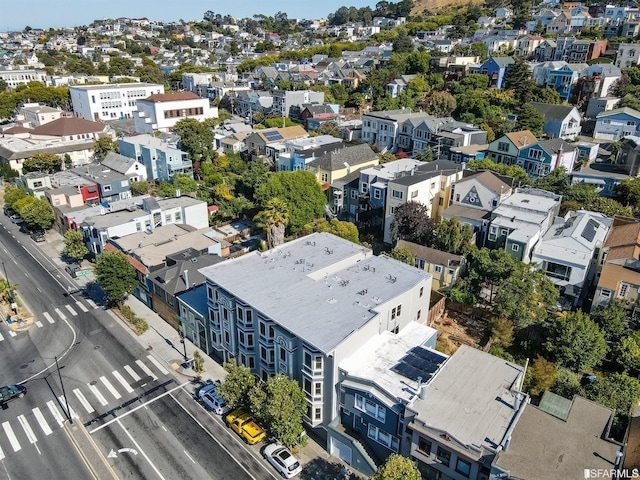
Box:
[226,410,266,444]
[31,231,45,243]
[0,385,26,405]
[263,443,302,478]
[9,214,23,224]
[197,381,230,415]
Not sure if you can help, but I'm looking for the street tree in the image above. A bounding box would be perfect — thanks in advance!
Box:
[95,250,138,307]
[431,217,472,254]
[62,230,89,263]
[544,310,607,372]
[254,197,290,249]
[3,184,27,209]
[92,137,119,161]
[14,196,54,230]
[217,360,256,410]
[250,375,307,447]
[371,454,421,480]
[390,201,435,246]
[22,153,63,174]
[255,171,326,233]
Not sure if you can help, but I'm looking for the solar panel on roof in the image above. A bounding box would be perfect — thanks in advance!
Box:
[263,131,284,141]
[393,346,447,382]
[581,218,599,242]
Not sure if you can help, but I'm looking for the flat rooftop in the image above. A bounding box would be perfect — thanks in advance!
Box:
[199,232,431,353]
[409,345,525,458]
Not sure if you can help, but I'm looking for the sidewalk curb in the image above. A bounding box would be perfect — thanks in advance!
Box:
[63,420,119,480]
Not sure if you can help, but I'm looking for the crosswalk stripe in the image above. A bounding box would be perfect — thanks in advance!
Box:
[124,365,141,382]
[33,407,53,436]
[57,396,79,420]
[43,312,55,324]
[0,444,4,460]
[76,301,88,313]
[0,331,4,341]
[8,331,16,337]
[65,305,77,316]
[46,401,64,428]
[136,359,157,381]
[2,422,20,452]
[88,384,108,406]
[54,308,67,321]
[99,376,121,400]
[17,415,37,445]
[35,321,43,328]
[112,371,134,394]
[73,389,94,413]
[146,355,170,376]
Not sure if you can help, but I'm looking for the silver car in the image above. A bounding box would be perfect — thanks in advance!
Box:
[263,443,302,478]
[197,382,230,415]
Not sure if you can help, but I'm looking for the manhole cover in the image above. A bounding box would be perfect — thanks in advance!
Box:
[93,345,100,350]
[90,380,97,386]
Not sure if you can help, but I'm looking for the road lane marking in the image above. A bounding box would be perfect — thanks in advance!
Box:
[32,408,52,436]
[43,312,55,324]
[112,371,134,394]
[88,384,108,406]
[116,418,166,480]
[183,450,195,464]
[2,422,21,452]
[135,360,157,381]
[76,301,88,313]
[57,396,79,419]
[35,321,43,328]
[86,298,97,309]
[90,381,189,434]
[47,401,64,428]
[0,332,4,341]
[0,445,4,460]
[100,376,121,400]
[146,355,170,376]
[65,305,77,316]
[17,415,37,444]
[73,388,95,413]
[54,308,67,321]
[124,365,141,382]
[8,331,16,337]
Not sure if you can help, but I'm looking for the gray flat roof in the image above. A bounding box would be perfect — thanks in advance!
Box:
[409,345,524,456]
[199,232,431,353]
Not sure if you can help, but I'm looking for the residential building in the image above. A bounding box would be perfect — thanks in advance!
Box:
[613,135,640,176]
[70,83,164,121]
[396,240,467,291]
[616,43,640,68]
[592,217,640,312]
[586,96,620,119]
[477,56,515,89]
[405,345,526,480]
[133,91,218,134]
[361,109,426,153]
[486,188,562,263]
[531,210,612,307]
[245,126,309,160]
[118,135,193,182]
[443,171,513,247]
[101,152,147,183]
[181,71,219,97]
[486,130,538,166]
[70,163,132,203]
[385,75,417,98]
[575,64,622,100]
[198,232,433,444]
[593,107,640,140]
[0,69,47,90]
[271,90,324,119]
[547,63,588,102]
[307,144,379,187]
[276,135,343,172]
[448,144,488,164]
[17,103,66,127]
[16,171,51,199]
[516,138,578,178]
[530,102,582,139]
[383,161,464,244]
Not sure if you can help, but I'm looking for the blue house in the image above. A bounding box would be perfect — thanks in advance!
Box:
[477,56,515,89]
[330,322,444,475]
[593,107,640,141]
[547,63,586,102]
[118,135,193,182]
[516,138,577,178]
[530,102,582,139]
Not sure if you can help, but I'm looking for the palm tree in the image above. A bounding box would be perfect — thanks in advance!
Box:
[254,197,289,249]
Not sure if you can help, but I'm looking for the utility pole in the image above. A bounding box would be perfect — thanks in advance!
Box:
[55,356,72,424]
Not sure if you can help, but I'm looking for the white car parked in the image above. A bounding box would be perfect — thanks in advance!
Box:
[263,443,302,478]
[197,381,230,415]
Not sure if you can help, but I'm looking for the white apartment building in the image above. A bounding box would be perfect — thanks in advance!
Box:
[0,69,48,90]
[198,232,433,436]
[70,83,165,121]
[615,43,640,68]
[18,103,65,127]
[133,91,218,134]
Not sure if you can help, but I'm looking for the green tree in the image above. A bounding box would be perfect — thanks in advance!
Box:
[371,454,421,480]
[612,333,640,372]
[62,230,89,263]
[583,372,640,438]
[95,250,138,307]
[524,356,558,397]
[562,182,598,207]
[130,181,150,196]
[463,247,516,303]
[428,91,457,117]
[390,201,435,246]
[254,197,290,249]
[388,245,415,265]
[431,217,472,254]
[93,137,119,162]
[156,174,198,198]
[616,176,640,208]
[545,310,607,372]
[173,118,215,163]
[3,184,27,209]
[22,153,63,174]
[515,103,544,137]
[488,317,514,347]
[255,171,326,233]
[250,375,307,447]
[14,196,54,230]
[591,300,628,342]
[589,197,632,217]
[304,218,359,244]
[134,58,165,84]
[392,30,414,53]
[217,360,256,410]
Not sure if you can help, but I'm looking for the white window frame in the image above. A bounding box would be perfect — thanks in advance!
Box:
[354,393,386,422]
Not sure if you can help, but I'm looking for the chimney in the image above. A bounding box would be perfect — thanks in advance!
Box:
[555,145,564,170]
[183,269,189,287]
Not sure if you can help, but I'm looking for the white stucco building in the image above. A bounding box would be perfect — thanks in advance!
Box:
[70,83,165,121]
[133,91,218,133]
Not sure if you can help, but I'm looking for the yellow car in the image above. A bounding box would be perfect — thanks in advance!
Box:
[226,409,266,445]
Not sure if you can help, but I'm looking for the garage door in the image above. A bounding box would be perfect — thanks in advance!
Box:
[330,437,352,465]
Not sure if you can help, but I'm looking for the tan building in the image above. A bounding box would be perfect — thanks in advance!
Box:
[396,240,466,291]
[306,143,379,188]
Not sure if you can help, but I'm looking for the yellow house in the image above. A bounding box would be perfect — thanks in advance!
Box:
[306,144,379,189]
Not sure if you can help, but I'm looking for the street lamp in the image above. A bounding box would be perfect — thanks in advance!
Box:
[178,328,188,363]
